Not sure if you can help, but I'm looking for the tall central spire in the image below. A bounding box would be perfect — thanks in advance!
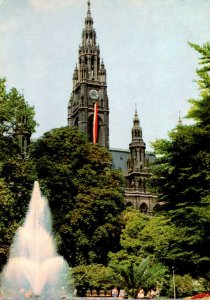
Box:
[67,1,109,148]
[76,0,106,82]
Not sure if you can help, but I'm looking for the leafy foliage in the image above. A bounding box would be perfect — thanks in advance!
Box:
[0,78,37,161]
[108,253,169,296]
[151,42,210,276]
[0,178,19,269]
[120,209,176,261]
[0,78,38,270]
[0,78,37,137]
[107,209,170,295]
[31,126,125,266]
[187,42,210,130]
[0,41,210,292]
[72,264,116,296]
[168,274,208,298]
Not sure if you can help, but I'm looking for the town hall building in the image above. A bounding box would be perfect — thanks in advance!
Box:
[67,1,158,214]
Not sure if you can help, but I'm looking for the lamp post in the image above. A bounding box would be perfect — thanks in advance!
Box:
[172,267,176,299]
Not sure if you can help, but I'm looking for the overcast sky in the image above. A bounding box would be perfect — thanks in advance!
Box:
[0,0,210,150]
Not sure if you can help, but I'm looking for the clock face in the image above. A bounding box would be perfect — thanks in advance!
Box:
[89,89,99,100]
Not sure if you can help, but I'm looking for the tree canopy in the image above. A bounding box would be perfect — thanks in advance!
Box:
[0,78,38,270]
[0,41,210,294]
[30,126,125,266]
[107,209,170,296]
[0,78,37,153]
[151,42,210,276]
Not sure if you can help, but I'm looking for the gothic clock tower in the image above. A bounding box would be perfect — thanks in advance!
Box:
[67,1,109,148]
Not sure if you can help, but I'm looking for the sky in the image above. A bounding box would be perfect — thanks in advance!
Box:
[0,0,210,151]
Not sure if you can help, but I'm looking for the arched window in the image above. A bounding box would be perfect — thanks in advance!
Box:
[74,117,79,127]
[139,203,148,214]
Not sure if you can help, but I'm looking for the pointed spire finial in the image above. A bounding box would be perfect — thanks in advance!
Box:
[133,105,140,127]
[86,0,92,21]
[87,0,91,12]
[134,104,139,120]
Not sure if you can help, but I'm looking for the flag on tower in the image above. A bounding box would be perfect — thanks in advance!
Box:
[93,102,98,144]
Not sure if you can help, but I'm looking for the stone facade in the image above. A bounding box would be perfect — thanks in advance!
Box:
[68,1,158,213]
[124,110,158,213]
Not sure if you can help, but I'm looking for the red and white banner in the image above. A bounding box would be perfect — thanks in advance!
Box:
[93,102,98,144]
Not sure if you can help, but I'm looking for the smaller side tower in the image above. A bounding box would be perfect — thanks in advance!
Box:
[14,115,31,159]
[127,109,146,173]
[125,110,157,213]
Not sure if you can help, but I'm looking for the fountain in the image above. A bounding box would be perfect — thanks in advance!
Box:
[0,181,70,299]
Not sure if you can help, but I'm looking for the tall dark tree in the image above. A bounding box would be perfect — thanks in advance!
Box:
[151,42,210,276]
[31,126,125,267]
[0,78,38,269]
[0,77,38,213]
[0,178,20,270]
[0,77,37,185]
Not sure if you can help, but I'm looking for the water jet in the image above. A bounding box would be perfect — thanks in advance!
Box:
[0,181,69,299]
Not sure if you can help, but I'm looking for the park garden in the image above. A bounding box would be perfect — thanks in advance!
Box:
[0,42,209,298]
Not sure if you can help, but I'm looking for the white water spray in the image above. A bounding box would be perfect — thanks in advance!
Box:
[0,181,69,298]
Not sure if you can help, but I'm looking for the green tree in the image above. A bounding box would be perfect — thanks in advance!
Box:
[108,253,169,296]
[108,209,170,295]
[0,77,38,215]
[0,78,37,138]
[119,209,176,263]
[168,274,207,298]
[0,178,20,270]
[0,78,38,269]
[0,78,37,161]
[187,42,210,130]
[151,42,210,276]
[72,264,116,296]
[31,126,125,266]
